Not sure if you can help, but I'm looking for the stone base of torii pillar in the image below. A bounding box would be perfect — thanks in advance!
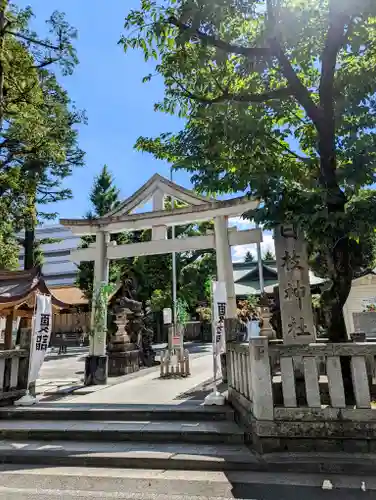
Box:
[84,355,108,386]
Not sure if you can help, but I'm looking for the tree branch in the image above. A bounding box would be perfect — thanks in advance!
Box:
[319,7,352,114]
[169,13,321,127]
[268,38,322,127]
[34,57,61,69]
[265,133,316,162]
[172,76,292,105]
[168,16,270,59]
[264,0,322,127]
[169,7,324,131]
[5,30,61,51]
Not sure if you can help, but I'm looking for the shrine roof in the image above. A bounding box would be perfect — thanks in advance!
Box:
[0,268,70,310]
[49,286,89,306]
[233,260,326,297]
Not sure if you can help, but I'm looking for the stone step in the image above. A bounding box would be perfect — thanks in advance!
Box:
[0,439,256,471]
[0,403,234,422]
[2,465,374,499]
[0,419,244,445]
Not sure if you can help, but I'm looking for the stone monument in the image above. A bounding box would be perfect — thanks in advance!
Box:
[274,224,316,344]
[274,224,316,404]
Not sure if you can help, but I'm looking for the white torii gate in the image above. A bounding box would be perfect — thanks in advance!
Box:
[60,174,262,363]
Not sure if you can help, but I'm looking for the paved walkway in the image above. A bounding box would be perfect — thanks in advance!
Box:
[36,343,212,401]
[63,353,215,405]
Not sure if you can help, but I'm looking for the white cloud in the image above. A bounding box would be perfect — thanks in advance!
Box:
[228,216,253,230]
[228,217,274,262]
[231,232,275,262]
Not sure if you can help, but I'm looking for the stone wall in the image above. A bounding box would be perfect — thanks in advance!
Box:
[227,338,376,454]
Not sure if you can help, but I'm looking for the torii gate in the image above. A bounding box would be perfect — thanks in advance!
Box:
[60,174,262,380]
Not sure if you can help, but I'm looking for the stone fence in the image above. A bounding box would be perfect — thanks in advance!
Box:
[227,338,376,453]
[0,349,28,404]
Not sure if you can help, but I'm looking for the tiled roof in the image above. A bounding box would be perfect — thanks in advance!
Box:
[0,268,70,309]
[49,286,88,306]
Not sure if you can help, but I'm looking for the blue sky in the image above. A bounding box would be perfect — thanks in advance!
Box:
[19,0,191,219]
[18,1,275,259]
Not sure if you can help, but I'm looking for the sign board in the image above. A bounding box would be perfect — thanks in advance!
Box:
[172,335,181,346]
[163,308,172,324]
[361,298,376,311]
[29,294,53,384]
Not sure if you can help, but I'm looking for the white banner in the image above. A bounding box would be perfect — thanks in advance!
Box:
[163,308,172,325]
[29,294,52,384]
[212,281,227,356]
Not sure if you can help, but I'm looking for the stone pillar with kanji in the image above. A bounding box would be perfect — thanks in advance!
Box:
[274,224,316,345]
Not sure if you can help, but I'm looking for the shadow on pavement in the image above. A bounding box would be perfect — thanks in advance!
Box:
[175,378,226,402]
[230,481,372,499]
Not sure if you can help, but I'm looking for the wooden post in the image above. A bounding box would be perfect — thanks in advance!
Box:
[4,309,15,350]
[18,322,32,393]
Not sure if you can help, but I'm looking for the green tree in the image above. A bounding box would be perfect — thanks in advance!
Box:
[18,72,85,270]
[130,216,217,313]
[0,220,19,270]
[121,0,376,342]
[244,251,255,263]
[263,250,275,262]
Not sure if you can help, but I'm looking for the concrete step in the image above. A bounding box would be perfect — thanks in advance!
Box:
[0,419,244,445]
[1,439,376,484]
[0,439,256,471]
[0,465,375,499]
[0,403,234,422]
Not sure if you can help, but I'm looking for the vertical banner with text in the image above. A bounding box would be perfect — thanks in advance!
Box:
[212,281,227,358]
[29,294,52,384]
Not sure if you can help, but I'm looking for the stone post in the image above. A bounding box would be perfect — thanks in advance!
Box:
[214,216,237,382]
[274,224,316,403]
[214,216,237,318]
[249,337,274,420]
[85,230,110,386]
[274,224,316,344]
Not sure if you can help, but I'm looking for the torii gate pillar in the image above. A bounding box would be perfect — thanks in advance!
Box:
[214,215,237,318]
[85,230,110,385]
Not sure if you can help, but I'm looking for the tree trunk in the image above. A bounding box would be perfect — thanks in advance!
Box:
[23,173,38,271]
[0,1,8,130]
[318,130,352,343]
[322,236,352,342]
[24,227,35,270]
